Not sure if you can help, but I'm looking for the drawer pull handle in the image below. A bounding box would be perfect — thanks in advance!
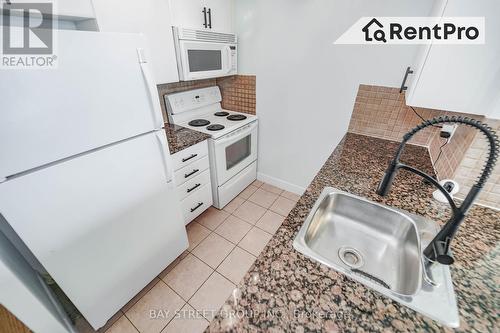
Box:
[185,169,199,178]
[190,202,203,212]
[182,154,198,162]
[187,183,201,193]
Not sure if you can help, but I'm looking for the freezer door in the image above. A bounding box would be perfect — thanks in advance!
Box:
[0,132,187,329]
[0,30,164,180]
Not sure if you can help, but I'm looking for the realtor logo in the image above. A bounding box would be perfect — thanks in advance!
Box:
[2,2,53,54]
[1,1,57,68]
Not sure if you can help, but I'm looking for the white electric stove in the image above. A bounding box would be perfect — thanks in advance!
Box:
[165,86,258,208]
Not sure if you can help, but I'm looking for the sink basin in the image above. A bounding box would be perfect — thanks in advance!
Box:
[293,187,460,327]
[301,190,421,296]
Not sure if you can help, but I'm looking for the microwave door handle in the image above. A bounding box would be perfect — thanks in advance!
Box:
[224,45,232,73]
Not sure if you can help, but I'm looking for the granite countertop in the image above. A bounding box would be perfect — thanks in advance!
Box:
[208,133,499,332]
[164,123,211,155]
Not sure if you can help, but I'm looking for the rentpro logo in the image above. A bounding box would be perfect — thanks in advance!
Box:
[362,18,480,43]
[335,17,485,45]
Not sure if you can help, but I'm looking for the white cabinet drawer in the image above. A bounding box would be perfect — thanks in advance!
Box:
[172,140,208,171]
[174,155,209,186]
[181,184,213,224]
[176,169,211,201]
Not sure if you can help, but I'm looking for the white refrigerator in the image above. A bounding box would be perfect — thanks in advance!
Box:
[0,30,188,329]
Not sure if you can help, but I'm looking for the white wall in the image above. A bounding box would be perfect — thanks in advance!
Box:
[234,0,434,193]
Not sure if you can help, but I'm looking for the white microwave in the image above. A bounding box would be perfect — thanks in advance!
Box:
[173,27,237,81]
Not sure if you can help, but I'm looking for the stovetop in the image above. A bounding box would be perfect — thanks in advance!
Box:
[165,86,257,139]
[177,109,257,139]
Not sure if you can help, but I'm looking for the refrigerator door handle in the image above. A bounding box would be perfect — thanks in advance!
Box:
[137,48,164,129]
[154,131,174,184]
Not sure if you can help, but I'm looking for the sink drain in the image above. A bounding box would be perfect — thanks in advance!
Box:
[338,247,364,269]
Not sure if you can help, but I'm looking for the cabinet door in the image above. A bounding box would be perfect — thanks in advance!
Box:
[170,0,207,30]
[92,0,180,84]
[205,0,233,32]
[406,0,500,117]
[4,0,95,18]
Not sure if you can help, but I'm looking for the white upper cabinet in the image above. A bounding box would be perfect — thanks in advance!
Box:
[406,0,500,118]
[204,0,233,32]
[91,0,180,84]
[169,0,206,30]
[170,0,233,33]
[54,0,95,18]
[3,0,95,19]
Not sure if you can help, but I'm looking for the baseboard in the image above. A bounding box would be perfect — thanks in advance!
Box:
[257,172,305,195]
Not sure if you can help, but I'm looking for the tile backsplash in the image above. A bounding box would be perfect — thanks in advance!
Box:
[216,75,256,115]
[157,75,256,123]
[454,118,500,209]
[348,84,480,180]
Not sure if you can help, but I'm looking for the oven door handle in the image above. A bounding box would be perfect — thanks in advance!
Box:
[215,121,257,145]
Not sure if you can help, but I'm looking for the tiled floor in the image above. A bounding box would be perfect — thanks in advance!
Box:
[99,181,301,333]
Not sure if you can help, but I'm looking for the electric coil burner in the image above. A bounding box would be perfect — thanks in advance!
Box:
[207,124,225,131]
[227,114,247,121]
[188,119,210,127]
[214,111,229,117]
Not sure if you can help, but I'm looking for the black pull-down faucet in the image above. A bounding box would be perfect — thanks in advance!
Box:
[376,116,499,266]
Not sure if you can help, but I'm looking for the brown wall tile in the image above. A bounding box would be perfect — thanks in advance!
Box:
[216,75,256,115]
[157,75,257,122]
[454,118,500,209]
[348,84,481,180]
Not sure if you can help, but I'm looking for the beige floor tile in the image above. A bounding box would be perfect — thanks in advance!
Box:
[237,184,259,200]
[125,281,184,333]
[281,190,302,202]
[252,180,264,187]
[247,188,279,208]
[255,210,286,234]
[214,215,252,244]
[222,197,245,214]
[195,207,229,231]
[238,227,273,256]
[158,250,189,280]
[188,272,235,320]
[74,309,122,333]
[260,183,284,195]
[191,233,235,268]
[161,304,209,333]
[217,247,256,284]
[104,315,138,333]
[232,201,267,224]
[122,278,160,313]
[162,254,213,301]
[270,196,296,217]
[186,222,210,251]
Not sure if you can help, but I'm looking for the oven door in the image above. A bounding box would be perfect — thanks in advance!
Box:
[178,40,235,80]
[213,121,258,186]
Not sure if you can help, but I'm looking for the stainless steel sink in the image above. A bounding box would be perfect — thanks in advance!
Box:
[293,187,460,327]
